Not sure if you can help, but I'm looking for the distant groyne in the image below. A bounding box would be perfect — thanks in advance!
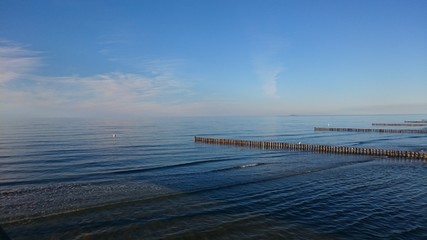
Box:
[372,123,427,127]
[405,120,427,123]
[314,127,427,134]
[194,137,427,160]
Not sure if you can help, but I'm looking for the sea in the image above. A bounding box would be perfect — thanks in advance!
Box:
[1,115,427,240]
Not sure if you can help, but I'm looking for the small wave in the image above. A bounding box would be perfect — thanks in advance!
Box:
[212,163,267,172]
[106,156,245,176]
[241,163,258,168]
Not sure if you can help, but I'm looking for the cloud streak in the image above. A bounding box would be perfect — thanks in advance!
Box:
[0,40,192,117]
[0,39,41,84]
[255,65,283,98]
[1,72,189,116]
[252,38,286,98]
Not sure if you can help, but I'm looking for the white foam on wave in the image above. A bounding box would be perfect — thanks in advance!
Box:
[240,163,259,168]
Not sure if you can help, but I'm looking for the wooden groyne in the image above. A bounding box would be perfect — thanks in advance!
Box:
[194,137,427,160]
[372,123,427,127]
[405,120,427,123]
[314,127,427,134]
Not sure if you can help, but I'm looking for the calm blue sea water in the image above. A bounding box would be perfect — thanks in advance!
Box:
[1,115,427,239]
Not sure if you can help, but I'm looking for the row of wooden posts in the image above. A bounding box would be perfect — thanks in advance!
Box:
[194,137,427,160]
[314,127,427,134]
[405,120,427,123]
[372,123,427,127]
[372,119,427,126]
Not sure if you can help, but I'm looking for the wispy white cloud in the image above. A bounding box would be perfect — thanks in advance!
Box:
[135,58,185,76]
[97,36,186,76]
[255,65,283,98]
[0,39,192,117]
[2,72,190,116]
[252,38,286,98]
[0,39,41,84]
[97,36,131,62]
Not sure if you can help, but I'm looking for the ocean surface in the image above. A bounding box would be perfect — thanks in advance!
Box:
[1,115,427,240]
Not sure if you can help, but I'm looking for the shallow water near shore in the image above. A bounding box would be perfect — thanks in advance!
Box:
[1,115,427,239]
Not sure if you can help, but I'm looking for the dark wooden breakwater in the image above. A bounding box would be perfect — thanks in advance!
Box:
[405,120,427,123]
[314,127,427,134]
[372,123,427,127]
[194,137,427,160]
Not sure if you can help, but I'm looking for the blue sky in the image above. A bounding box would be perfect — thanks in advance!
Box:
[1,0,426,117]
